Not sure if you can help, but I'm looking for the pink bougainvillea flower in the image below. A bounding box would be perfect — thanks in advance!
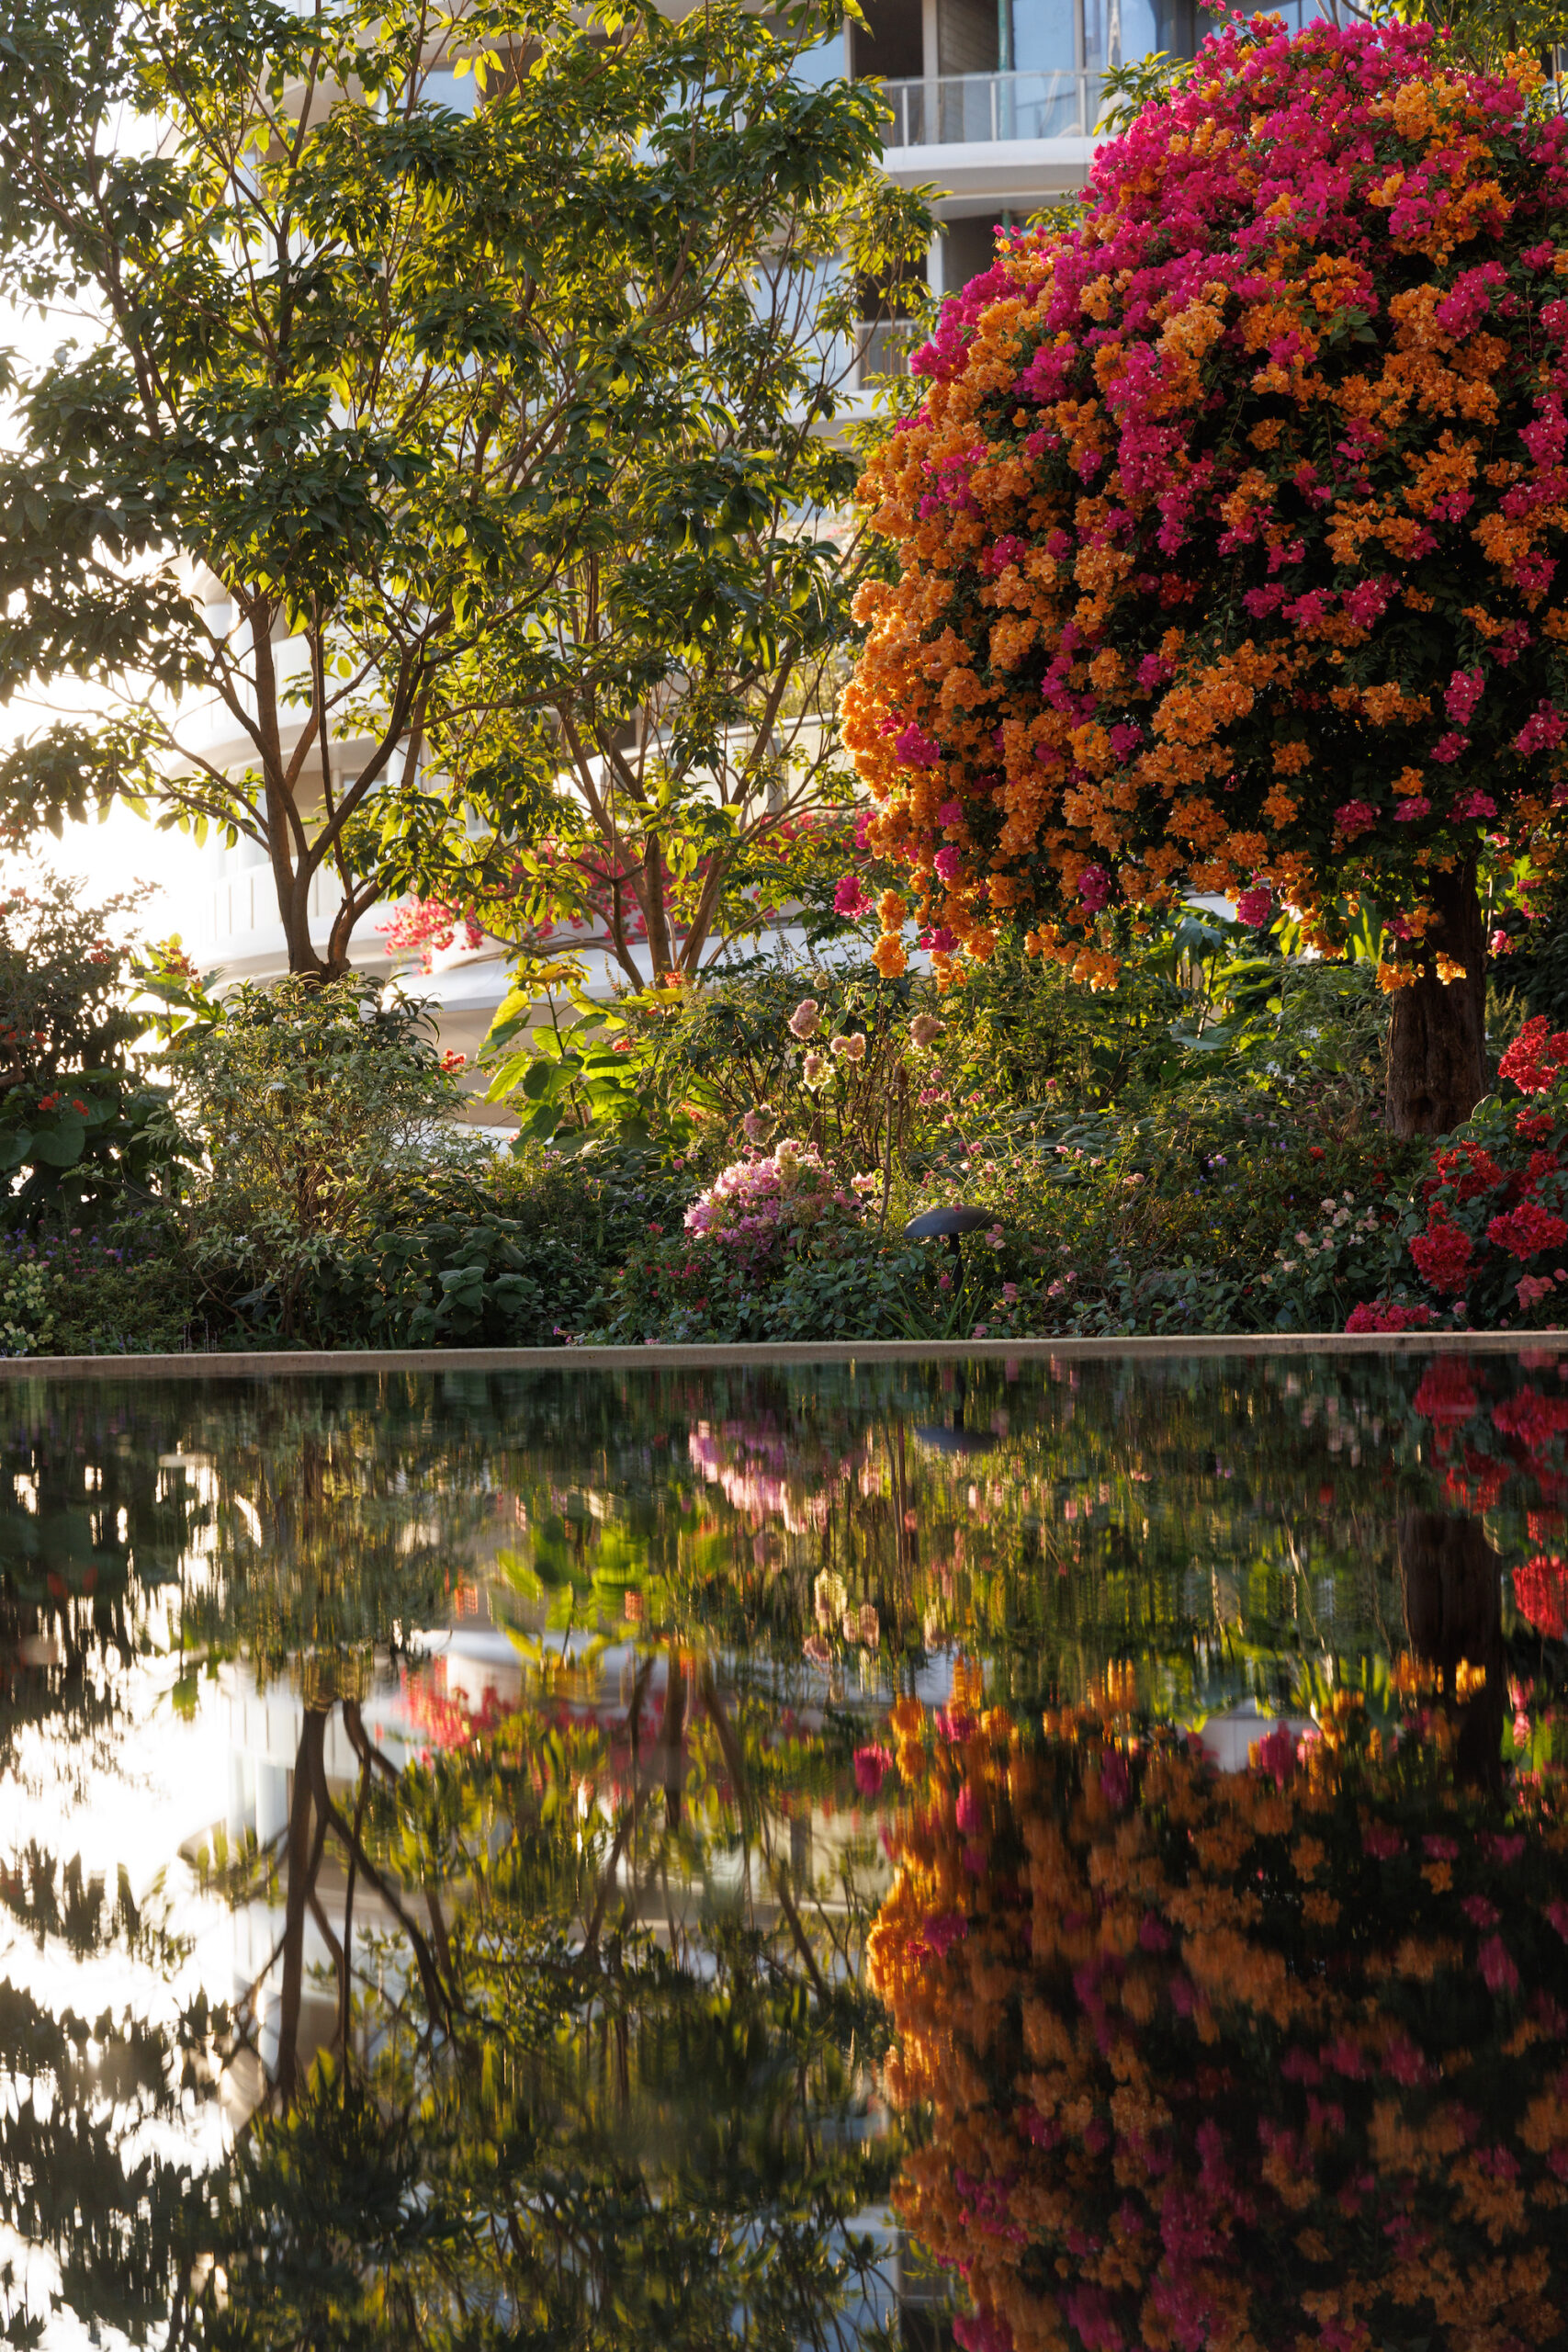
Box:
[1477,1935,1521,1996]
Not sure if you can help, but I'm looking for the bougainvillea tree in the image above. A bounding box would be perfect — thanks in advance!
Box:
[844,17,1568,1135]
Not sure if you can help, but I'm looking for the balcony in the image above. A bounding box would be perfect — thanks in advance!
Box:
[877,68,1106,147]
[858,320,917,382]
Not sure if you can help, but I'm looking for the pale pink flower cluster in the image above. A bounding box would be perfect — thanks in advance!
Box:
[682,1140,850,1263]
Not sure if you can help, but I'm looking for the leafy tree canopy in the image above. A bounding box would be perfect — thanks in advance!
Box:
[0,0,926,977]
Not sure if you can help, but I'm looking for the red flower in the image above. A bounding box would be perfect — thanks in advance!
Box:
[1345,1300,1432,1332]
[1499,1016,1568,1096]
[1485,1197,1568,1258]
[1513,1555,1568,1641]
[1409,1217,1473,1292]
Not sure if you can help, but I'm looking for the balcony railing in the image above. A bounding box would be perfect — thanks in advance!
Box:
[877,69,1104,146]
[857,319,917,382]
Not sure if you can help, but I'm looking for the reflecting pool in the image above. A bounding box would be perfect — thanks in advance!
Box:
[4,1350,1568,2349]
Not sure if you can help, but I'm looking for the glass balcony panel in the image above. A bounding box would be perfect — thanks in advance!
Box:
[878,69,1101,146]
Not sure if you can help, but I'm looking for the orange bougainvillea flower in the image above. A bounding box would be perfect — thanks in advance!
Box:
[869,1700,1568,2352]
[844,17,1568,983]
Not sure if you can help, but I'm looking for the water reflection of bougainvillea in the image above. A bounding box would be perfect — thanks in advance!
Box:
[869,1695,1568,2352]
[1516,1559,1568,1645]
[1413,1357,1568,1517]
[399,1662,514,1757]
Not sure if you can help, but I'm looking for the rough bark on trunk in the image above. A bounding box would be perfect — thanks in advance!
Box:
[1385,860,1487,1139]
[1399,1508,1505,1799]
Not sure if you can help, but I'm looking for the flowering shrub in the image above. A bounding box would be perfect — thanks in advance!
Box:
[869,1690,1568,2352]
[0,869,179,1223]
[1353,1017,1568,1328]
[844,20,1568,993]
[1258,1186,1405,1327]
[682,1141,850,1264]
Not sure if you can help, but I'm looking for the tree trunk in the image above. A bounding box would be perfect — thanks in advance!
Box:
[642,835,675,981]
[1385,861,1487,1138]
[276,1705,329,2104]
[1399,1509,1505,1800]
[660,1650,686,1831]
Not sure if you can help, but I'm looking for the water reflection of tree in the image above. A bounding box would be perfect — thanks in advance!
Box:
[0,1385,202,1797]
[201,1672,902,2351]
[0,1845,224,2346]
[173,1380,501,2103]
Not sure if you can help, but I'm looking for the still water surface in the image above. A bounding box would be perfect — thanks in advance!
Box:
[4,1351,1568,2350]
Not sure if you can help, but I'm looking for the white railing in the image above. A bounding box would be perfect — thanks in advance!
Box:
[877,69,1104,146]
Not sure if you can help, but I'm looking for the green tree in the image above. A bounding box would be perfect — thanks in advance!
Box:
[0,0,927,982]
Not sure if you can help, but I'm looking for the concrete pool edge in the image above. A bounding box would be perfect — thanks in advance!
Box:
[0,1330,1563,1377]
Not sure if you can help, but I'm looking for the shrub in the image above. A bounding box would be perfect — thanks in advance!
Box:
[888,1083,1419,1338]
[194,1144,694,1350]
[0,1245,57,1355]
[0,1212,207,1356]
[644,958,920,1177]
[581,1217,938,1343]
[175,976,484,1337]
[0,867,182,1226]
[1350,1015,1568,1330]
[683,1141,853,1262]
[46,1214,204,1354]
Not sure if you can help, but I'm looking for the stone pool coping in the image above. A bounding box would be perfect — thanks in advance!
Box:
[0,1331,1564,1377]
